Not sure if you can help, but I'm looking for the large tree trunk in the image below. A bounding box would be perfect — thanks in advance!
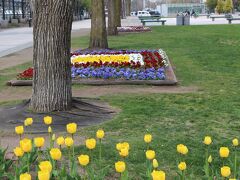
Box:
[30,0,73,112]
[108,0,118,35]
[89,0,108,48]
[115,0,121,27]
[126,0,131,16]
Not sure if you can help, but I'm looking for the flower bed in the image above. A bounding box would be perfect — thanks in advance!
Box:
[17,49,169,81]
[117,26,151,33]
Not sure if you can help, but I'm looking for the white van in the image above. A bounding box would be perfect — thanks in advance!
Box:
[137,11,151,17]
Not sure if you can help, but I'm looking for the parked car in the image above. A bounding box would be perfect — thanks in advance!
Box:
[149,11,161,16]
[137,11,151,17]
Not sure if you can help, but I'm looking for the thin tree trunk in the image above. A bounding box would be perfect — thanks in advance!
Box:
[126,0,131,16]
[108,0,118,35]
[115,0,121,27]
[30,0,73,112]
[89,0,108,48]
[121,0,126,19]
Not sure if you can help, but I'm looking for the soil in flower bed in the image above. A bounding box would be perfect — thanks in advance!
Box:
[0,97,117,133]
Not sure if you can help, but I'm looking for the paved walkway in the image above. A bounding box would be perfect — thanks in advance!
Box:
[0,16,239,58]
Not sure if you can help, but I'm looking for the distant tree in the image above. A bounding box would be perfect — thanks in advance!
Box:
[216,0,225,13]
[224,0,233,12]
[108,0,118,35]
[206,0,218,12]
[126,0,131,16]
[89,0,108,48]
[116,0,121,27]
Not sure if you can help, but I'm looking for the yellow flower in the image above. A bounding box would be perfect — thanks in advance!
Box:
[153,159,159,169]
[203,136,212,145]
[56,136,65,146]
[78,154,90,166]
[52,134,55,141]
[177,144,188,155]
[116,142,130,151]
[85,138,96,150]
[13,147,24,157]
[20,138,32,153]
[38,170,50,180]
[34,137,45,148]
[144,134,152,143]
[232,138,239,146]
[221,166,231,177]
[15,126,24,135]
[146,150,156,160]
[66,123,77,134]
[39,161,52,172]
[20,173,31,180]
[178,162,187,171]
[119,147,129,157]
[96,129,105,139]
[65,137,74,147]
[50,148,62,160]
[48,126,52,133]
[24,118,33,126]
[208,155,212,163]
[219,147,230,158]
[44,116,52,125]
[151,170,165,180]
[115,161,126,173]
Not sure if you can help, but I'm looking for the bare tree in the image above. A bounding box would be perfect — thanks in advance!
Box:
[89,0,108,48]
[30,0,73,112]
[126,0,131,16]
[116,0,121,27]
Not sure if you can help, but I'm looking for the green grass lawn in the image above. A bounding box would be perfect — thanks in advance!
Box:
[72,25,240,179]
[1,25,240,179]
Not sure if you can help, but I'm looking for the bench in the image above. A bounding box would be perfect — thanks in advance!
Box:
[198,14,210,18]
[139,16,161,23]
[227,18,240,24]
[210,15,226,21]
[142,19,166,26]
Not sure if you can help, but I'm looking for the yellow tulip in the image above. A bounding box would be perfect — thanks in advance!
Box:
[146,150,156,160]
[151,170,165,180]
[44,116,52,125]
[177,144,188,155]
[78,154,90,166]
[65,137,74,147]
[39,161,52,172]
[24,118,33,126]
[208,155,212,163]
[15,126,24,135]
[50,148,62,160]
[119,147,129,157]
[20,138,32,153]
[56,136,65,146]
[115,161,126,173]
[153,159,159,169]
[203,136,212,145]
[66,123,77,134]
[48,126,52,133]
[232,138,239,146]
[38,170,50,180]
[13,147,24,157]
[116,142,130,151]
[96,129,105,139]
[219,147,229,158]
[85,138,96,150]
[20,173,31,180]
[178,162,187,171]
[221,166,231,177]
[144,134,152,143]
[34,137,45,148]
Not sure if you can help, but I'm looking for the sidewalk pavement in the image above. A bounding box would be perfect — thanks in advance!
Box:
[0,16,239,58]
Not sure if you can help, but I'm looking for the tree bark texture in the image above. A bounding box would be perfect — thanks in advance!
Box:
[108,0,118,35]
[115,0,121,27]
[126,0,131,16]
[121,0,126,19]
[31,0,73,112]
[89,0,108,49]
